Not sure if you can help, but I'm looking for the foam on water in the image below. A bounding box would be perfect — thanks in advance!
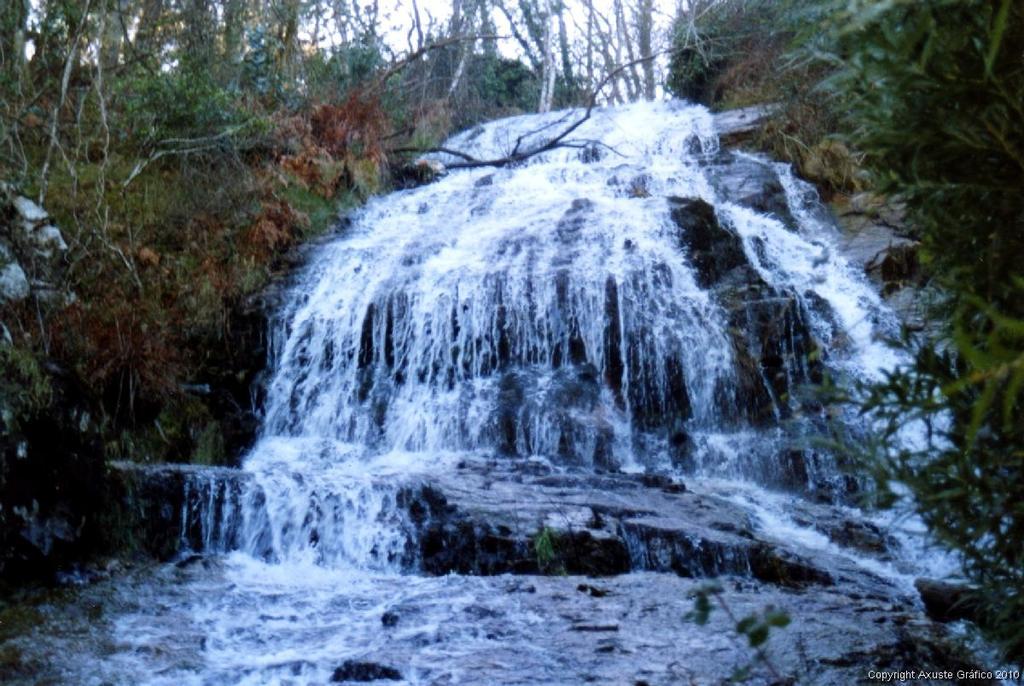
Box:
[172,99,933,570]
[12,100,980,686]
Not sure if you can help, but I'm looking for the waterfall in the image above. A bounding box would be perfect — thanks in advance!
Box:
[182,100,901,568]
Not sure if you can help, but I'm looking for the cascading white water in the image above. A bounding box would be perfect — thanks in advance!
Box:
[16,101,992,686]
[184,100,902,569]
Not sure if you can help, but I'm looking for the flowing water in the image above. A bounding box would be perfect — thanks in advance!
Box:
[5,101,973,685]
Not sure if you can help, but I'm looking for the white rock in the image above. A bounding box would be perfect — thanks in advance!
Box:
[33,224,69,254]
[0,262,30,302]
[13,196,48,223]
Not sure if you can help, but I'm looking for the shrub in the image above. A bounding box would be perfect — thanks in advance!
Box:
[813,0,1024,657]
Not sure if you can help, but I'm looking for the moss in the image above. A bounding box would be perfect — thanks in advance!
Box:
[278,175,355,241]
[0,345,53,433]
[192,422,226,466]
[0,599,49,642]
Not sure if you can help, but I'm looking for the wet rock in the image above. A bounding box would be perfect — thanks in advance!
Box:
[106,462,262,561]
[487,364,615,469]
[622,329,692,450]
[0,363,106,582]
[578,143,602,163]
[639,473,686,494]
[555,198,593,246]
[724,290,822,429]
[623,174,651,198]
[668,196,747,288]
[712,104,777,145]
[869,241,920,294]
[915,578,981,624]
[392,159,446,189]
[747,544,833,588]
[577,583,610,597]
[4,564,991,686]
[820,518,895,557]
[401,462,866,590]
[331,660,402,682]
[602,276,624,405]
[832,193,934,333]
[704,151,798,230]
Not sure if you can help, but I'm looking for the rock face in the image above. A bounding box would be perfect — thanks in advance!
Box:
[915,578,982,624]
[82,458,989,683]
[0,364,108,582]
[105,458,899,590]
[0,184,71,306]
[0,185,103,582]
[832,192,930,332]
[669,196,748,289]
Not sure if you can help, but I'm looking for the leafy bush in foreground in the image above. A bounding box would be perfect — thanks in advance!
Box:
[815,0,1024,658]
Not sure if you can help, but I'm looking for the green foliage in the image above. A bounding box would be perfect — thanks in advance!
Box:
[808,0,1024,658]
[118,69,252,146]
[666,0,788,107]
[533,527,564,574]
[818,0,1024,299]
[0,344,52,431]
[736,607,791,648]
[305,41,387,103]
[686,584,791,682]
[473,56,540,113]
[242,26,282,98]
[685,582,722,626]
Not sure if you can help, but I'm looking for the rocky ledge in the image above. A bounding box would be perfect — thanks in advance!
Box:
[103,457,989,682]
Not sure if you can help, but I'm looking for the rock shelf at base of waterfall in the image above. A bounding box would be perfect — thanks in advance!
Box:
[1,555,986,685]
[89,456,988,684]
[108,458,895,585]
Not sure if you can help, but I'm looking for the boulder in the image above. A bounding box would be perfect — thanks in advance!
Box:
[0,364,106,582]
[712,104,778,145]
[668,196,747,288]
[915,578,982,624]
[0,262,29,303]
[331,660,402,682]
[704,151,799,230]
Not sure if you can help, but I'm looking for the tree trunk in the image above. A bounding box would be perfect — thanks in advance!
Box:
[183,0,215,70]
[614,0,641,101]
[100,0,128,70]
[538,0,556,112]
[136,0,165,60]
[585,0,594,87]
[223,0,247,66]
[278,0,302,80]
[1,0,31,79]
[636,0,656,100]
[557,2,573,92]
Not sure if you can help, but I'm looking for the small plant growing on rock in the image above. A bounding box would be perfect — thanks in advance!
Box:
[533,527,565,575]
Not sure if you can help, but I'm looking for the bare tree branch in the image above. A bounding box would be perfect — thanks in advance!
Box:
[406,49,675,171]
